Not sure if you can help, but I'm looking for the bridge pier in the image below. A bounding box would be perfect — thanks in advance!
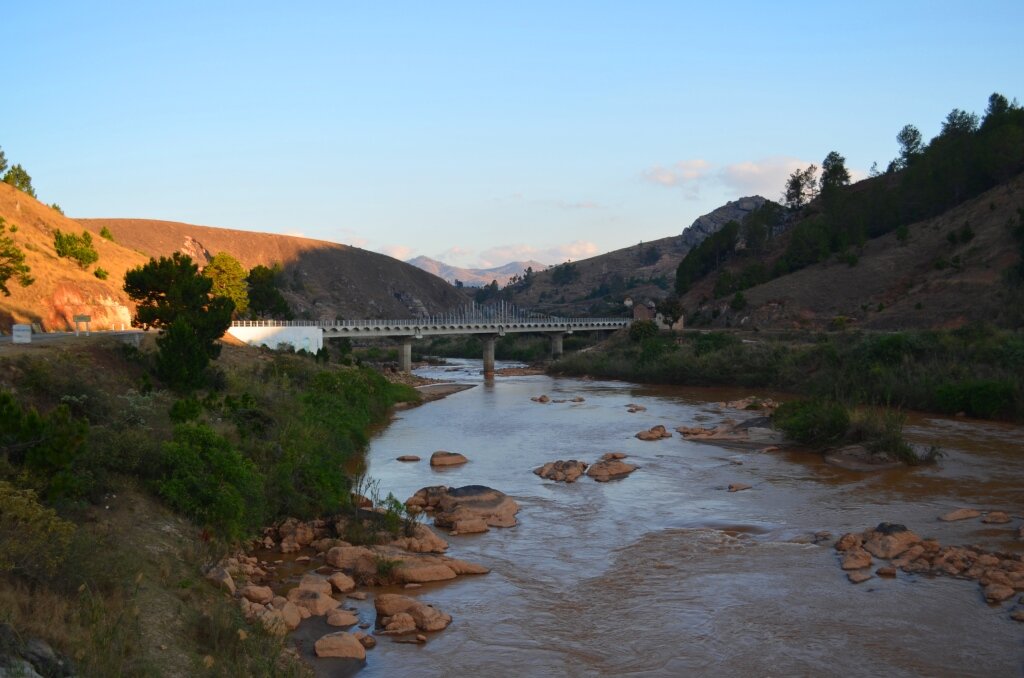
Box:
[482,335,496,376]
[549,332,565,359]
[398,338,413,373]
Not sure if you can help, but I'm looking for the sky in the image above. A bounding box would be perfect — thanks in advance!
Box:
[3,1,1022,269]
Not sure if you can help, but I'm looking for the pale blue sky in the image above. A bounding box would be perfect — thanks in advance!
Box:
[3,1,1021,267]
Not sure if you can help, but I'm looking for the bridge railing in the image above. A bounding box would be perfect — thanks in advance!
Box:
[231,317,629,328]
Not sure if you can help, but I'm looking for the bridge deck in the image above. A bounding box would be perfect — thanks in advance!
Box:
[231,318,628,338]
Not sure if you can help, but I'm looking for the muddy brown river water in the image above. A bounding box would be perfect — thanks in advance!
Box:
[338,359,1024,677]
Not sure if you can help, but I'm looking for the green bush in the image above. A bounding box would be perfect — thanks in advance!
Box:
[934,379,1016,418]
[157,424,263,540]
[628,320,658,342]
[99,226,115,241]
[169,396,202,423]
[53,229,99,269]
[0,481,75,580]
[772,399,850,445]
[155,317,211,390]
[93,267,109,280]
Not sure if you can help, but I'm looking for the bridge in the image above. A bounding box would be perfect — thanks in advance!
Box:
[227,303,629,374]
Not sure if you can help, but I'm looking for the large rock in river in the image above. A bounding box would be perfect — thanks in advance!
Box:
[315,631,366,660]
[861,523,921,560]
[587,459,638,482]
[430,451,468,467]
[534,460,588,483]
[406,485,519,529]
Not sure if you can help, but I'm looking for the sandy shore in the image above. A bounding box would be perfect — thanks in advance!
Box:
[414,382,476,402]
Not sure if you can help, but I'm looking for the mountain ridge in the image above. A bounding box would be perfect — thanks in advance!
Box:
[406,255,547,287]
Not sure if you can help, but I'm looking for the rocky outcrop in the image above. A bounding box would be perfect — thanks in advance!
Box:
[397,455,421,462]
[314,632,366,660]
[715,396,780,413]
[387,523,449,553]
[680,195,768,248]
[406,485,519,530]
[939,508,982,521]
[636,425,672,441]
[587,458,638,482]
[430,451,469,467]
[531,395,551,404]
[534,460,589,483]
[374,594,452,634]
[823,445,904,471]
[677,417,783,447]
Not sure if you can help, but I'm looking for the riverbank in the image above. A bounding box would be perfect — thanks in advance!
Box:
[550,326,1024,422]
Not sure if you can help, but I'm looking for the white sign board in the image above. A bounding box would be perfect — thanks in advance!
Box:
[12,324,32,344]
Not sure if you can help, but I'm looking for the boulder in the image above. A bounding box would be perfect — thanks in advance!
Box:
[982,511,1012,524]
[847,570,872,584]
[327,572,356,594]
[326,609,360,627]
[984,584,1016,603]
[204,566,235,595]
[286,588,339,616]
[1011,608,1024,623]
[862,523,921,559]
[430,451,469,467]
[395,562,457,584]
[397,455,421,462]
[326,546,377,577]
[636,425,672,441]
[531,395,551,403]
[375,593,418,617]
[451,518,489,535]
[314,632,366,660]
[355,631,377,649]
[408,603,452,632]
[388,523,449,553]
[587,459,638,482]
[823,445,903,471]
[296,574,333,596]
[279,602,302,630]
[727,483,752,492]
[626,403,646,413]
[841,548,872,570]
[534,460,589,483]
[240,585,273,605]
[601,452,627,460]
[409,485,519,529]
[381,612,417,635]
[939,508,982,522]
[374,594,452,632]
[835,533,863,552]
[876,566,897,578]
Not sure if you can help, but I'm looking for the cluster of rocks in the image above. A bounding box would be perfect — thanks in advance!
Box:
[676,418,784,447]
[530,395,586,404]
[533,453,638,483]
[406,485,520,534]
[714,396,780,413]
[636,425,672,441]
[835,522,1024,620]
[0,624,74,678]
[625,403,646,413]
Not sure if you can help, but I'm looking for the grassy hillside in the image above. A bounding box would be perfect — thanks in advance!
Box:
[77,218,467,321]
[0,182,149,332]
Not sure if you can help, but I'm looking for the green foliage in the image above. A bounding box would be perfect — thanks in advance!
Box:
[124,253,235,389]
[784,164,818,209]
[773,399,850,446]
[203,252,249,316]
[157,424,263,540]
[245,263,292,319]
[730,291,747,311]
[0,217,34,295]
[53,229,99,269]
[895,224,909,244]
[550,262,580,286]
[0,146,6,175]
[49,203,64,215]
[847,407,921,464]
[934,379,1016,418]
[170,396,202,423]
[2,164,36,198]
[0,481,75,580]
[99,226,115,241]
[93,267,109,280]
[628,320,658,342]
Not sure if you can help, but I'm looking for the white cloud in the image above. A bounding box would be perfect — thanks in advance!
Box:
[644,156,817,200]
[641,159,712,187]
[380,244,414,260]
[477,240,599,268]
[432,246,474,264]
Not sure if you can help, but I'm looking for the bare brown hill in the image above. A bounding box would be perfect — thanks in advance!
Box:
[76,218,467,320]
[682,175,1024,330]
[0,182,148,332]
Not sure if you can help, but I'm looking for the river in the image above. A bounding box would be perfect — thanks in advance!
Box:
[352,358,1024,677]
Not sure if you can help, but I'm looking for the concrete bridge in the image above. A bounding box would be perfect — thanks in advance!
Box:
[227,304,628,374]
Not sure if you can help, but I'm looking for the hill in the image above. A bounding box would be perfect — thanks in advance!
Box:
[407,255,547,287]
[75,218,467,321]
[0,182,149,331]
[499,197,769,315]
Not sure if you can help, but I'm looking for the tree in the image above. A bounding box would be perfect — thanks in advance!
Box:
[53,230,99,269]
[940,108,979,137]
[983,93,1011,126]
[0,146,7,176]
[246,264,293,319]
[0,218,33,296]
[124,253,234,389]
[783,164,818,209]
[2,164,36,198]
[895,124,924,169]
[203,252,249,316]
[820,151,851,193]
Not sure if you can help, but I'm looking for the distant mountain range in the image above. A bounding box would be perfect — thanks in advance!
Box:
[407,256,548,287]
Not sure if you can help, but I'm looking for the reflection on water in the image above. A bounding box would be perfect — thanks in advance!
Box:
[351,358,1024,677]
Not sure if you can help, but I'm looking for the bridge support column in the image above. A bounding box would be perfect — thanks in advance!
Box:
[482,336,496,376]
[398,338,413,373]
[549,333,565,360]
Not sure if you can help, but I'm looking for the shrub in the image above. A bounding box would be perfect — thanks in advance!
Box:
[691,331,739,356]
[934,379,1016,418]
[730,291,748,311]
[169,396,202,423]
[0,481,75,580]
[628,320,658,342]
[847,407,917,463]
[53,229,99,269]
[157,424,263,540]
[99,226,115,241]
[155,317,211,390]
[773,399,850,446]
[93,267,109,280]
